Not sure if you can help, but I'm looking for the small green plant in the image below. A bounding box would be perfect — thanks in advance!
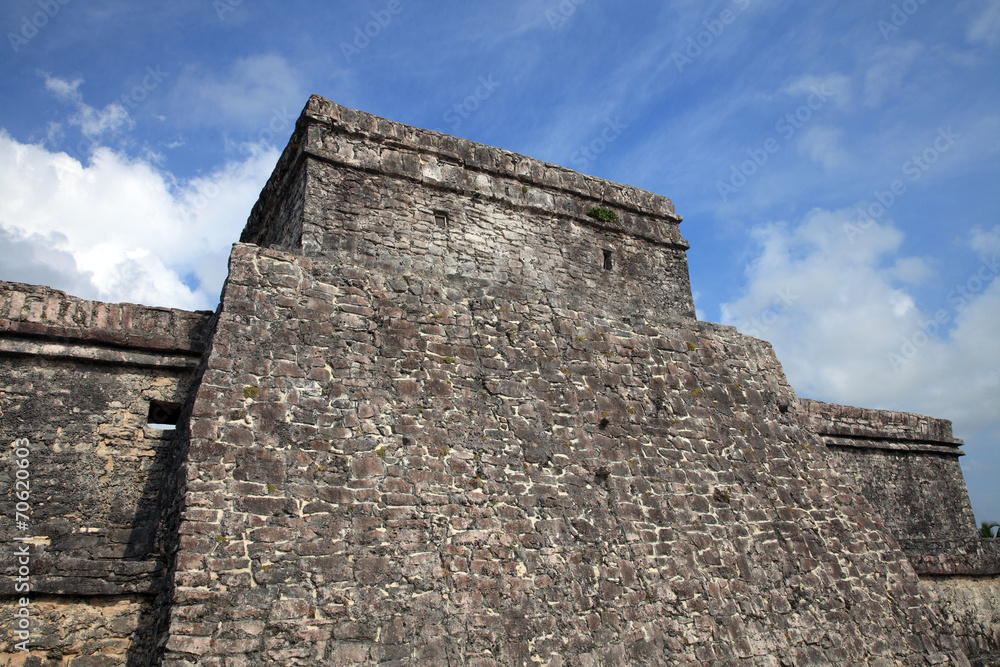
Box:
[686,341,697,352]
[376,447,386,460]
[266,483,277,494]
[980,521,999,538]
[441,356,455,364]
[586,207,618,223]
[521,186,529,194]
[243,385,259,399]
[216,534,228,544]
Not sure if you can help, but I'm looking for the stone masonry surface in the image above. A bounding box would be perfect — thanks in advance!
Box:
[2,96,998,665]
[242,95,696,322]
[801,399,1000,580]
[163,243,970,665]
[0,282,213,664]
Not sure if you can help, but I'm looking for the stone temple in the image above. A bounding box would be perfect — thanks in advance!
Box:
[1,95,999,666]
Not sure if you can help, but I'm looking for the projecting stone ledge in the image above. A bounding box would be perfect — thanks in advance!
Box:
[0,281,214,357]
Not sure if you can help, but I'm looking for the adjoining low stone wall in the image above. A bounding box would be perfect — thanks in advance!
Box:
[0,282,213,355]
[0,595,157,666]
[802,400,1000,663]
[921,576,1000,666]
[0,282,213,664]
[801,399,976,543]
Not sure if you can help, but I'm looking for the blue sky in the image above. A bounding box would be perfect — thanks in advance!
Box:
[1,1,998,523]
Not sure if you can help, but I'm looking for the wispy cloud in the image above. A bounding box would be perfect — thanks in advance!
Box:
[168,53,304,129]
[966,0,1000,47]
[863,42,924,108]
[43,74,133,141]
[797,126,850,171]
[782,73,853,110]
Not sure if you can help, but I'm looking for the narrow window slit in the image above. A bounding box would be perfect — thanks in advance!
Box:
[603,249,613,271]
[147,401,182,430]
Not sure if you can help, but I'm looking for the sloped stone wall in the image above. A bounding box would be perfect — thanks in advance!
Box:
[163,243,968,666]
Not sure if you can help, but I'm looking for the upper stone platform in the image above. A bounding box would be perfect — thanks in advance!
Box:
[240,95,696,320]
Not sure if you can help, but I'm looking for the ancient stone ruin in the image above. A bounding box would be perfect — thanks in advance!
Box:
[2,95,998,665]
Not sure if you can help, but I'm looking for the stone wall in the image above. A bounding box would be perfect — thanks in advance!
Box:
[801,400,1000,664]
[242,95,696,322]
[1,96,996,665]
[162,243,968,666]
[802,399,977,544]
[922,576,1000,666]
[0,282,213,665]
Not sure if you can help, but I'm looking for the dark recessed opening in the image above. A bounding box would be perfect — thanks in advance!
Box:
[434,211,449,228]
[147,400,182,430]
[602,249,613,271]
[594,466,610,485]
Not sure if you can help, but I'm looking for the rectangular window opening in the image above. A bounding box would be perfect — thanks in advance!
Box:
[434,211,449,228]
[603,249,613,271]
[147,400,182,430]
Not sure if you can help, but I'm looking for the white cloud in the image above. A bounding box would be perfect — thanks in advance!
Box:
[0,226,93,297]
[43,74,134,141]
[796,126,849,170]
[44,75,84,102]
[972,224,1000,255]
[0,130,279,310]
[721,212,1000,519]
